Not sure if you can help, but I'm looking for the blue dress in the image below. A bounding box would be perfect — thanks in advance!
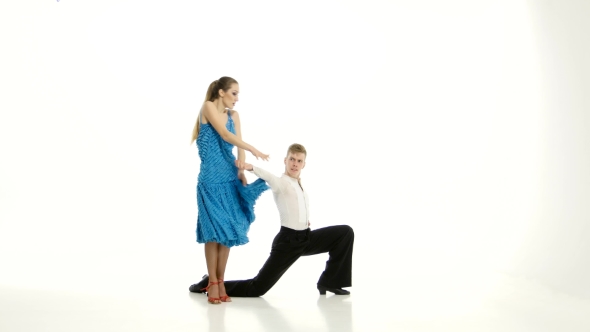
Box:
[196,110,269,247]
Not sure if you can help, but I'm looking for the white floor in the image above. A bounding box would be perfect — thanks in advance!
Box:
[2,248,590,332]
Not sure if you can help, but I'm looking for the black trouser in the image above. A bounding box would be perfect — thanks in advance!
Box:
[224,225,354,297]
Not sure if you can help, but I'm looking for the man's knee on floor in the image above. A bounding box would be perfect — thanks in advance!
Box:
[249,283,271,297]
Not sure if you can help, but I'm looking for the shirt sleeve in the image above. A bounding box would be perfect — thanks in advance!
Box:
[251,166,284,193]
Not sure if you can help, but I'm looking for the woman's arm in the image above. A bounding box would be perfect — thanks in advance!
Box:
[232,110,246,163]
[233,110,247,185]
[202,102,269,160]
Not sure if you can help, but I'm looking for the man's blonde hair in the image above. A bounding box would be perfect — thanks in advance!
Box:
[286,143,307,157]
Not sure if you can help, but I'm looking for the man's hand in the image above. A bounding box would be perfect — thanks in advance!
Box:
[235,160,253,172]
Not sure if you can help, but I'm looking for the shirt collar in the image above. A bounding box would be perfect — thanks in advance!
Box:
[282,173,301,183]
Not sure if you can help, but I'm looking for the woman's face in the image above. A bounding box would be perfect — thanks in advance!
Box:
[220,83,239,109]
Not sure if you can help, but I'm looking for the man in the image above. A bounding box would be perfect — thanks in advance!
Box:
[189,143,354,297]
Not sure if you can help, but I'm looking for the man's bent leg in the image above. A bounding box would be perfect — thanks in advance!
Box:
[303,225,354,288]
[224,228,307,297]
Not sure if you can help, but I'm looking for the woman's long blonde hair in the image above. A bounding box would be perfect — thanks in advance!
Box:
[191,76,238,144]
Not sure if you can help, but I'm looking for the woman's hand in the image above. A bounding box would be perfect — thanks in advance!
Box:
[235,160,254,172]
[237,171,248,186]
[248,147,269,161]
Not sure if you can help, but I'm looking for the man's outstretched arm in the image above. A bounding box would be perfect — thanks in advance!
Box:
[235,160,283,193]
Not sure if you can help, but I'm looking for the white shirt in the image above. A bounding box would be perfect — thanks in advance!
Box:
[251,166,310,231]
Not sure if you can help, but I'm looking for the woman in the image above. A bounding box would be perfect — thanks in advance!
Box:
[191,76,270,304]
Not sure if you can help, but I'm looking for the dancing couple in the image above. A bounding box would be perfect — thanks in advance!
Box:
[190,77,354,304]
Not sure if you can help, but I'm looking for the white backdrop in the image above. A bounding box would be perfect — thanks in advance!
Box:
[0,0,588,300]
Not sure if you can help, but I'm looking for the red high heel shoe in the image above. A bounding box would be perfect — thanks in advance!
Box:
[218,279,232,302]
[201,281,221,304]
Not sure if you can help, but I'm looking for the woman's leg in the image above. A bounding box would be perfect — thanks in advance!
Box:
[217,244,231,301]
[204,242,221,303]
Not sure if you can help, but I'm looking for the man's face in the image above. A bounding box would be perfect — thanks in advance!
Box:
[284,152,306,178]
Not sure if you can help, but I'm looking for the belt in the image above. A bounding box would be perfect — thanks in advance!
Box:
[280,226,310,241]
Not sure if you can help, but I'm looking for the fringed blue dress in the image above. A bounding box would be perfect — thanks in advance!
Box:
[196,110,269,247]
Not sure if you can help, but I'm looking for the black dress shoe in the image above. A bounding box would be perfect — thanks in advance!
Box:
[317,284,350,295]
[189,274,209,293]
